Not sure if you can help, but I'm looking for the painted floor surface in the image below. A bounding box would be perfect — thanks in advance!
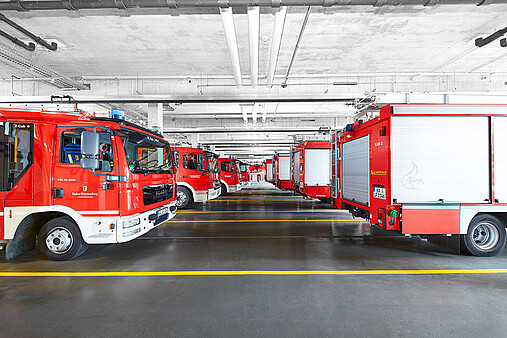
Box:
[1,182,507,337]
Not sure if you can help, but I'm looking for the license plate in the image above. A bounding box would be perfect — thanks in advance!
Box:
[373,187,386,200]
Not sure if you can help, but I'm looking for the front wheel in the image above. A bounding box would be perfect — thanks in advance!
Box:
[176,186,192,209]
[461,214,506,257]
[38,216,88,261]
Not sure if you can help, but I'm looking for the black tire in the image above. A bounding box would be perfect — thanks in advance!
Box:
[461,214,506,257]
[38,216,87,261]
[220,183,227,196]
[176,186,192,209]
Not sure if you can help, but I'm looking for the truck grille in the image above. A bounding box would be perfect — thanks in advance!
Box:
[143,183,174,206]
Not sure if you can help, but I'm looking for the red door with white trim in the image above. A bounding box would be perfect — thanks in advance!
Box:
[52,127,119,216]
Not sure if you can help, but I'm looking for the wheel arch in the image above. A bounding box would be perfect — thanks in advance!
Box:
[219,179,229,193]
[5,211,76,260]
[176,182,196,202]
[460,207,507,234]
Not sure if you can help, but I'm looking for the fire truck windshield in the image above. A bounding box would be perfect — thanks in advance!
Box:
[122,129,174,175]
[206,153,219,173]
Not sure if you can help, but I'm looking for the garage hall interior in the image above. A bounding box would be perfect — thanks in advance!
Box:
[0,1,507,337]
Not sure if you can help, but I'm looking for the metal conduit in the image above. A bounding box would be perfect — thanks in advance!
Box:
[0,0,505,11]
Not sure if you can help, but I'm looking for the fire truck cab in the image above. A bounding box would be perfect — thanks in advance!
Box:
[332,104,507,256]
[0,109,177,261]
[173,147,221,209]
[218,158,242,194]
[239,161,251,186]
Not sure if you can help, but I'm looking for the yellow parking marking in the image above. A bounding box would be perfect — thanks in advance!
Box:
[178,210,347,214]
[166,219,362,223]
[210,199,310,202]
[0,269,506,277]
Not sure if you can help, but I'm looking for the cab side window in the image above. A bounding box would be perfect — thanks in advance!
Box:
[4,123,33,190]
[183,153,204,171]
[60,129,114,172]
[220,162,229,172]
[173,151,179,169]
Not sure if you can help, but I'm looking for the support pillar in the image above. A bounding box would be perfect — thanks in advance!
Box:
[148,103,163,131]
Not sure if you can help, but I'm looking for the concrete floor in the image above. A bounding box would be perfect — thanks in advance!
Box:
[1,182,507,337]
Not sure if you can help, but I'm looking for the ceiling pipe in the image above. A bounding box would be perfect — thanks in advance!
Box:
[0,13,57,51]
[0,0,504,11]
[252,103,258,123]
[219,7,242,87]
[261,103,267,123]
[0,29,34,51]
[247,6,260,87]
[241,106,248,123]
[266,6,287,88]
[281,6,311,89]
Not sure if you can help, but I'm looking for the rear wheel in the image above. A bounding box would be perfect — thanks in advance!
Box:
[176,186,192,209]
[220,183,227,196]
[38,216,87,261]
[461,214,506,257]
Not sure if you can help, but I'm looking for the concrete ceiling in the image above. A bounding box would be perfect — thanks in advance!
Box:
[0,5,506,158]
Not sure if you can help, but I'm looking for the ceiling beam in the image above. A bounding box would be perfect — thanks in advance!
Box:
[1,0,503,11]
[0,94,364,104]
[164,126,331,133]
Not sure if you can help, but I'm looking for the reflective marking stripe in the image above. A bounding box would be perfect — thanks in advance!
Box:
[166,219,364,223]
[178,210,347,214]
[77,211,120,215]
[0,269,506,277]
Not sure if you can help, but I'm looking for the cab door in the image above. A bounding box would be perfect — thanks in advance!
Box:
[52,127,119,216]
[0,123,6,239]
[182,152,206,191]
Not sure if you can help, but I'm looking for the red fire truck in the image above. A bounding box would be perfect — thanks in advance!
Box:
[173,147,221,209]
[217,157,242,194]
[0,109,177,261]
[239,161,252,186]
[331,104,507,256]
[265,158,274,183]
[291,141,331,200]
[274,151,291,190]
[249,163,265,182]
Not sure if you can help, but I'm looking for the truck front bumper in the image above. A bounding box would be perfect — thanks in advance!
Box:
[116,201,177,243]
[208,187,221,200]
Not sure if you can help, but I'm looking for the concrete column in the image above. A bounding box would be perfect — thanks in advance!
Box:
[148,103,163,131]
[188,133,200,148]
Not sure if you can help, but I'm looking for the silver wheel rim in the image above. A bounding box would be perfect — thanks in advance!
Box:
[472,221,500,250]
[176,190,187,207]
[46,227,73,254]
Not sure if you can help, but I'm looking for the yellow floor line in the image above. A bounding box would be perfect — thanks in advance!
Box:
[178,210,347,214]
[210,199,313,202]
[1,269,506,277]
[166,219,362,223]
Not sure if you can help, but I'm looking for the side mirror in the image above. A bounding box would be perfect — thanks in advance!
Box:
[80,130,100,170]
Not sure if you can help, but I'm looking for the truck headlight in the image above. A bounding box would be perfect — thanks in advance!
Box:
[122,218,141,229]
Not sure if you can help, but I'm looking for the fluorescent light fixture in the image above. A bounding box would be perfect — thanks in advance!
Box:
[220,7,242,87]
[266,7,287,88]
[248,6,260,87]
